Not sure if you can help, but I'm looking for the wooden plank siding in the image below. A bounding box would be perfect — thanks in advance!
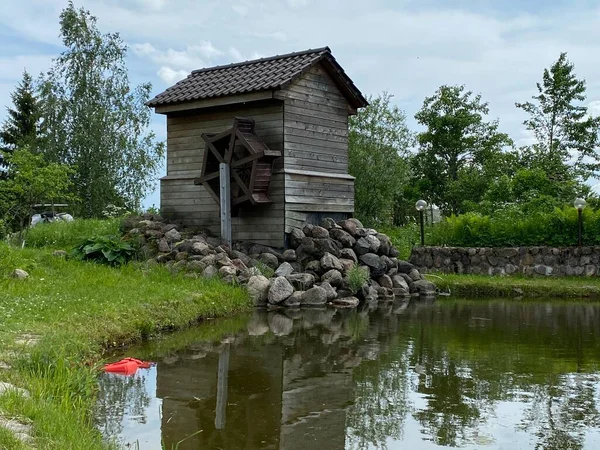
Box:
[278,64,355,234]
[161,100,285,247]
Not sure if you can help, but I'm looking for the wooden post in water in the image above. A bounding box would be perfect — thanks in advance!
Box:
[220,163,232,248]
[215,343,230,430]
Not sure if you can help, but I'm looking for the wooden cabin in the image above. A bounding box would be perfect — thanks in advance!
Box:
[147,47,368,248]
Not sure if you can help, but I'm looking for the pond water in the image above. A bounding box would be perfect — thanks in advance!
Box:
[95,299,600,449]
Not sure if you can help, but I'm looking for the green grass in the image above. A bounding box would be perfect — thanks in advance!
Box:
[433,273,600,298]
[0,242,251,449]
[16,218,121,249]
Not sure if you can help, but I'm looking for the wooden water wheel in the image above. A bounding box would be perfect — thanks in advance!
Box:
[194,117,281,212]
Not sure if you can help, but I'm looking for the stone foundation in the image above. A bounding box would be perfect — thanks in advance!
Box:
[410,246,600,277]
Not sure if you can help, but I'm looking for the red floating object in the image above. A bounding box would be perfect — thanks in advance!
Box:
[104,358,152,376]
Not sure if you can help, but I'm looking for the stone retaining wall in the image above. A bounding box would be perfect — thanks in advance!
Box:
[409,246,600,276]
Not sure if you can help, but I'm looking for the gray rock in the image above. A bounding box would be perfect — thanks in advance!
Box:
[377,274,393,289]
[320,217,337,230]
[283,291,303,307]
[338,218,363,236]
[392,275,410,291]
[311,226,330,239]
[10,269,29,279]
[296,237,317,264]
[356,235,380,255]
[247,275,270,306]
[275,262,295,277]
[304,260,321,273]
[534,264,553,276]
[376,233,392,256]
[202,265,219,278]
[313,238,342,258]
[231,258,248,272]
[320,281,338,301]
[52,250,68,257]
[359,253,387,277]
[321,269,343,287]
[157,238,170,253]
[164,228,182,243]
[339,258,355,273]
[408,268,422,281]
[397,261,414,274]
[289,228,306,249]
[286,273,315,291]
[330,228,356,248]
[282,249,297,262]
[187,260,206,272]
[191,241,212,256]
[219,265,237,277]
[175,251,188,261]
[392,286,410,297]
[0,382,29,398]
[320,252,343,271]
[340,248,358,263]
[258,252,279,269]
[331,296,360,308]
[268,313,294,336]
[232,250,251,266]
[268,277,294,304]
[301,286,328,306]
[413,279,436,295]
[302,223,315,236]
[214,253,233,267]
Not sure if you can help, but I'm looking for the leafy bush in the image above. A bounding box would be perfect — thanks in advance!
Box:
[71,235,136,266]
[347,264,370,293]
[427,206,600,247]
[254,261,274,279]
[23,218,121,249]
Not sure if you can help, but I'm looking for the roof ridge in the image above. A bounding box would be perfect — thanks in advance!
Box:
[191,46,330,75]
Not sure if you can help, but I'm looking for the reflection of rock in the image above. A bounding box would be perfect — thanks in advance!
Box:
[268,313,294,336]
[247,312,270,336]
[162,355,179,365]
[301,308,336,328]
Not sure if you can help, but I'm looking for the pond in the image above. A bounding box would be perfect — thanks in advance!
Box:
[95,299,600,449]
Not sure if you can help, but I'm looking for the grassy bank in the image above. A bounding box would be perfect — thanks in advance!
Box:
[0,237,251,449]
[434,274,600,298]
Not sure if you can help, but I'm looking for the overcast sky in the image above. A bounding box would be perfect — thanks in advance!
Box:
[2,0,600,207]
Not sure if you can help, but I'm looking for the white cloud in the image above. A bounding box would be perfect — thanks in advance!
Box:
[156,66,189,85]
[232,4,248,16]
[587,100,600,118]
[132,41,224,71]
[286,0,308,8]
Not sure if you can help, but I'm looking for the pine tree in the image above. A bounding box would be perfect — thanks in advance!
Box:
[0,70,41,173]
[516,53,600,181]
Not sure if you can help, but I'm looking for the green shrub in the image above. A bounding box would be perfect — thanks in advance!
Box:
[427,206,600,247]
[347,264,370,293]
[22,218,121,249]
[71,235,136,266]
[254,260,275,279]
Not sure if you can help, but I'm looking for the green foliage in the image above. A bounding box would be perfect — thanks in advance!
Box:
[516,52,600,181]
[0,70,41,172]
[428,206,600,247]
[347,264,370,293]
[38,2,165,217]
[21,218,120,249]
[379,224,420,260]
[349,92,413,226]
[254,260,275,278]
[413,85,513,215]
[71,235,135,265]
[0,148,75,233]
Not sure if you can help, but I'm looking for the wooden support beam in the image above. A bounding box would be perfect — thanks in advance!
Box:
[215,343,230,430]
[220,163,232,247]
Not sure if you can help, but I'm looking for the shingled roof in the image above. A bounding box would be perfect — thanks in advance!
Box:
[146,47,368,109]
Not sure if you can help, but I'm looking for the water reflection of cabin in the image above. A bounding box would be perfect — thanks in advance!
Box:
[147,47,367,248]
[156,314,355,449]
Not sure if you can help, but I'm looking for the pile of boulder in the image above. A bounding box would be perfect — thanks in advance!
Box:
[123,215,436,309]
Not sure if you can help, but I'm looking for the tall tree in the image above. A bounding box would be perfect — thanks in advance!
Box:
[349,92,413,225]
[516,52,600,181]
[414,85,512,214]
[0,70,41,173]
[38,2,164,216]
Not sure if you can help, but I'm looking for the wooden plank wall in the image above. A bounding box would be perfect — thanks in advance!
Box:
[160,101,285,247]
[276,64,354,233]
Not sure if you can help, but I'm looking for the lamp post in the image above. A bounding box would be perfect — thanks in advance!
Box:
[416,200,428,246]
[574,198,587,247]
